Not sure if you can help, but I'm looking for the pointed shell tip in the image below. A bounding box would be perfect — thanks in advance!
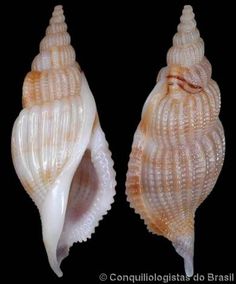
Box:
[184,256,194,277]
[54,5,63,10]
[54,267,63,278]
[52,5,64,17]
[183,5,193,12]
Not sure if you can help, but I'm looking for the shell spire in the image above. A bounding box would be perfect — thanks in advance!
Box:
[32,5,76,71]
[167,5,204,67]
[22,5,81,108]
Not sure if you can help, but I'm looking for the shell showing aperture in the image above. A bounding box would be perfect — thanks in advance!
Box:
[11,5,116,277]
[126,5,225,277]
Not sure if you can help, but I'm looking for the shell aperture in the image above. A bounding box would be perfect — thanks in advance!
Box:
[11,5,116,277]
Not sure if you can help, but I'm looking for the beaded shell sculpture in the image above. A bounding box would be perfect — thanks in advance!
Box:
[126,5,225,276]
[11,6,116,277]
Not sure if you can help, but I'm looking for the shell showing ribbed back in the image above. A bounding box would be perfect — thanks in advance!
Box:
[126,5,225,277]
[12,5,116,277]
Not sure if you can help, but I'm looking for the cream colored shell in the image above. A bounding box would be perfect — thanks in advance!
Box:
[126,5,225,277]
[11,5,116,277]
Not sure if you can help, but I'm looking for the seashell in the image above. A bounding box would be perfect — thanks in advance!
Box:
[11,5,116,277]
[126,5,225,277]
